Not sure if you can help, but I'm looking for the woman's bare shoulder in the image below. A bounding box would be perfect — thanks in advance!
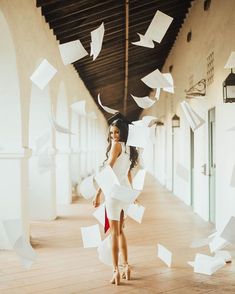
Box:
[110,141,122,153]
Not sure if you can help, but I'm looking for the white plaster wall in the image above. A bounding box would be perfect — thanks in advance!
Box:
[0,0,107,226]
[143,0,235,227]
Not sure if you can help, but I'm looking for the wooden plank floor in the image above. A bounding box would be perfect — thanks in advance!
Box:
[1,175,235,293]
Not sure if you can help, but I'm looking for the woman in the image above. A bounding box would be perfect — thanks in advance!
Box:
[93,116,138,286]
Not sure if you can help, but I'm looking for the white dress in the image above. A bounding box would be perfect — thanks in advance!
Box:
[105,142,132,221]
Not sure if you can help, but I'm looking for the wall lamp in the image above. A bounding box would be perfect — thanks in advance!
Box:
[223,69,235,103]
[172,114,180,128]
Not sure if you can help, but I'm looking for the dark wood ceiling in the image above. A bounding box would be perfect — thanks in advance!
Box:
[36,0,192,121]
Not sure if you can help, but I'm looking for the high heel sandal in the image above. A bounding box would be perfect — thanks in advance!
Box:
[110,269,120,285]
[121,264,131,280]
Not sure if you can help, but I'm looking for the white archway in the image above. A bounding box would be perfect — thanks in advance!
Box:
[0,10,24,249]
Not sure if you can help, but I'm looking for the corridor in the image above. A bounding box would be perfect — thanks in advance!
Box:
[1,175,235,293]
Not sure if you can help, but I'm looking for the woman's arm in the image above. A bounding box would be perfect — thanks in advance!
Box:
[128,169,132,187]
[93,188,102,207]
[107,141,121,168]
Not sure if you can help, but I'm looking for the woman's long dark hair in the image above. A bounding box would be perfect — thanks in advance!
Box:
[103,119,138,170]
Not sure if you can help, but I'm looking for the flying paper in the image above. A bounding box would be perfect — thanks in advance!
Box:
[157,243,172,267]
[90,23,105,61]
[131,94,155,109]
[142,116,158,127]
[132,169,146,190]
[2,219,36,269]
[30,59,57,90]
[181,101,205,131]
[59,39,88,65]
[141,68,172,89]
[127,203,145,223]
[97,234,112,266]
[95,165,120,197]
[162,73,174,93]
[209,235,228,253]
[224,51,235,68]
[35,129,51,154]
[38,147,54,173]
[93,202,105,226]
[111,184,140,204]
[126,124,149,148]
[132,10,173,48]
[97,93,118,114]
[145,10,173,43]
[132,33,154,48]
[220,216,235,244]
[49,109,74,135]
[81,224,101,248]
[214,250,232,263]
[193,253,225,275]
[79,175,97,199]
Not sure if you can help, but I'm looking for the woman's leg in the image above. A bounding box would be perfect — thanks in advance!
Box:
[119,210,131,280]
[119,210,128,265]
[109,219,120,285]
[109,220,120,269]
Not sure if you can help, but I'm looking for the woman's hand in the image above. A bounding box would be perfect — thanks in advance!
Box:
[92,191,101,208]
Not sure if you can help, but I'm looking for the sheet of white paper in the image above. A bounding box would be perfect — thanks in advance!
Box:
[132,169,146,190]
[59,40,88,65]
[181,101,205,131]
[14,236,36,269]
[163,73,174,93]
[97,93,118,114]
[92,203,105,226]
[194,253,225,275]
[79,175,97,200]
[70,100,86,116]
[214,250,232,263]
[95,165,120,197]
[145,10,173,43]
[2,219,36,269]
[127,203,145,223]
[111,184,140,203]
[2,219,22,245]
[157,243,172,267]
[35,129,51,154]
[38,147,54,172]
[132,33,154,48]
[190,237,211,248]
[90,22,105,61]
[49,110,74,135]
[141,69,172,89]
[97,234,113,266]
[220,216,235,244]
[126,124,149,148]
[209,235,228,253]
[176,162,189,182]
[142,116,158,127]
[131,120,144,126]
[81,224,101,248]
[30,59,57,90]
[155,88,161,100]
[230,165,235,187]
[131,94,155,109]
[224,51,235,68]
[188,261,195,267]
